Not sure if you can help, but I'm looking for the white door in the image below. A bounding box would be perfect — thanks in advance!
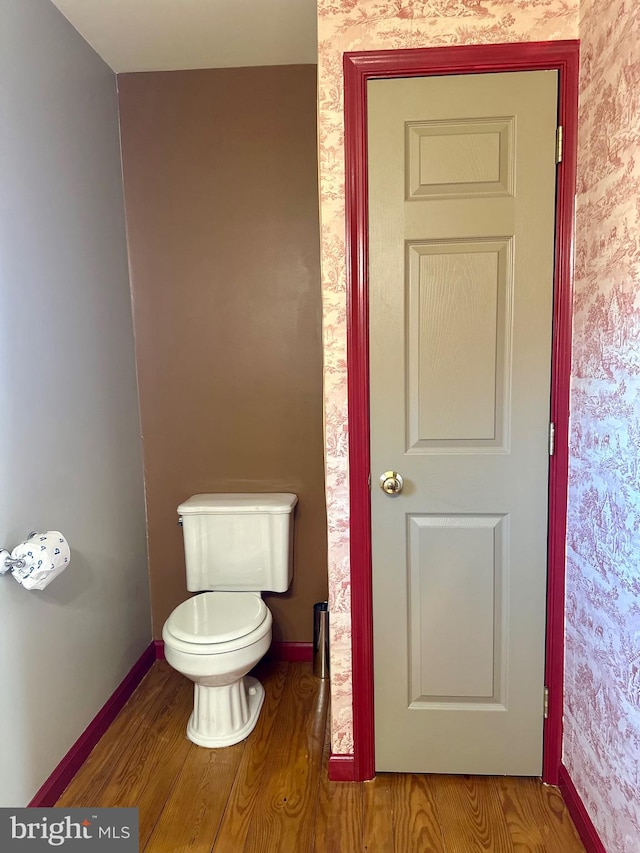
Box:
[369,71,558,774]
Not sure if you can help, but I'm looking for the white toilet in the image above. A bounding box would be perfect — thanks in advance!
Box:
[162,492,298,747]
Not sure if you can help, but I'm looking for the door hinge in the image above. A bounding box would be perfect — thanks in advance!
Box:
[556,125,563,164]
[544,686,550,719]
[368,473,371,490]
[549,422,556,457]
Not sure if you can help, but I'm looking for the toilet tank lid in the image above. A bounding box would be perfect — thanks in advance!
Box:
[178,493,298,515]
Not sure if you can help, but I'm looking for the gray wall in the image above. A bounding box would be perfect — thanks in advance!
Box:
[0,0,150,806]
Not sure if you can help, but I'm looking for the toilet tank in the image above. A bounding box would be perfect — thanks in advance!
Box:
[178,494,298,592]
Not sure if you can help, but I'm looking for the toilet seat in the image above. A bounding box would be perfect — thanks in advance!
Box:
[163,592,270,654]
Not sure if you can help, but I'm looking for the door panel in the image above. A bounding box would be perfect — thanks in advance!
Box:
[408,238,511,448]
[407,117,514,198]
[408,513,506,701]
[368,71,558,774]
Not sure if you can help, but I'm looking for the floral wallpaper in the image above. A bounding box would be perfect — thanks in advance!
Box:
[317,0,578,757]
[563,0,640,850]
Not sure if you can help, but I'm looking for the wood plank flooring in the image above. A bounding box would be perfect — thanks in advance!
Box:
[57,661,585,852]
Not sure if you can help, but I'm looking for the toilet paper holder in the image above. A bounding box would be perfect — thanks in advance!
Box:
[3,554,26,570]
[1,532,41,573]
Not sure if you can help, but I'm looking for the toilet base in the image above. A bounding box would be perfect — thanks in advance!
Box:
[186,676,265,748]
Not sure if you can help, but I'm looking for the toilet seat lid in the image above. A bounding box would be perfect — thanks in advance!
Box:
[166,592,267,644]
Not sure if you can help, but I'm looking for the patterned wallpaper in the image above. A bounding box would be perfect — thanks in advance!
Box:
[317,0,578,757]
[564,0,640,850]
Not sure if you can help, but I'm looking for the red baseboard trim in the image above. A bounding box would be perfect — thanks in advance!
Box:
[327,753,357,782]
[154,639,313,663]
[28,642,155,808]
[267,641,313,662]
[559,764,607,853]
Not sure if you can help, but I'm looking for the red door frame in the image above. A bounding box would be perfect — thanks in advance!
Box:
[338,40,579,784]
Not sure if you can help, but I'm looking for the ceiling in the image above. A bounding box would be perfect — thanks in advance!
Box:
[49,0,317,73]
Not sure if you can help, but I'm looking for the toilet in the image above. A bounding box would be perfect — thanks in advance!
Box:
[162,493,298,747]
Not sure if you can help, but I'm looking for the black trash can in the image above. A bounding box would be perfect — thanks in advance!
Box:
[313,601,330,679]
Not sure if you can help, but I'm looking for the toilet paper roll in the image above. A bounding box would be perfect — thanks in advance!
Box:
[10,532,70,590]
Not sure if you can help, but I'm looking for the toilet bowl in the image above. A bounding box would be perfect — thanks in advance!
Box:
[163,591,273,747]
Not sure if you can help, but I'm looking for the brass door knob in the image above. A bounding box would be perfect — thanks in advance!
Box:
[380,471,404,495]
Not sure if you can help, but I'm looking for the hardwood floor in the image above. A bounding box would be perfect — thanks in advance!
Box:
[57,661,585,852]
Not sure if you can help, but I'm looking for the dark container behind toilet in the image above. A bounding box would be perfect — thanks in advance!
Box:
[312,601,330,679]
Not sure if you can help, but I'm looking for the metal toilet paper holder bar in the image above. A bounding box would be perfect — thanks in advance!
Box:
[1,532,40,573]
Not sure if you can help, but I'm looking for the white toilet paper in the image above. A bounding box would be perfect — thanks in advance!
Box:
[10,532,70,590]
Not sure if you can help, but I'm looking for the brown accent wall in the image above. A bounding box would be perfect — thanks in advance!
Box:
[118,65,327,640]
